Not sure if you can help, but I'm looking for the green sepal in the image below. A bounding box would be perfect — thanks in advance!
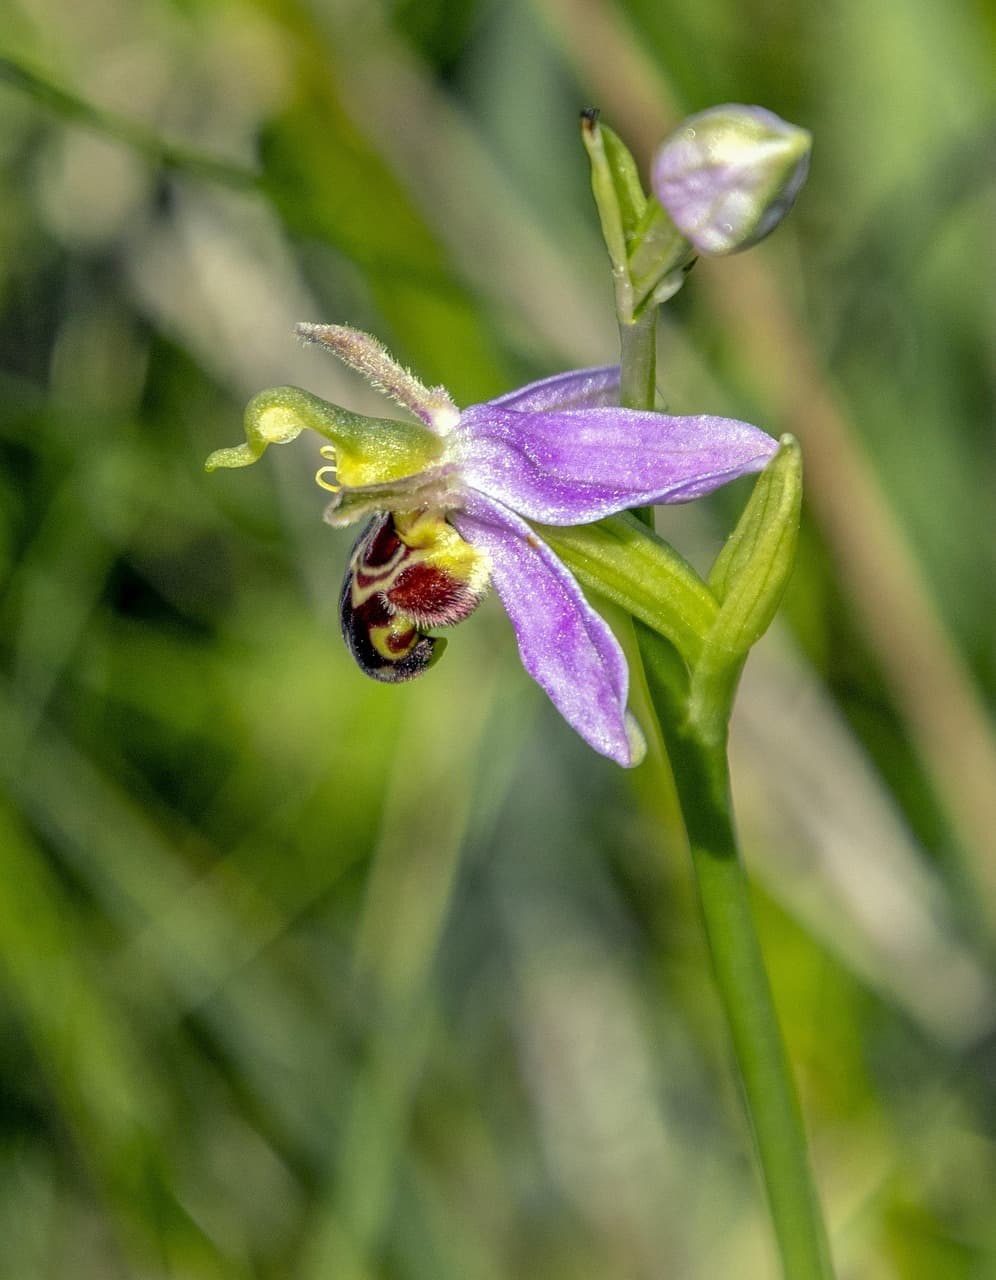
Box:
[205,385,445,489]
[705,434,802,659]
[581,112,645,321]
[581,112,646,259]
[597,120,648,237]
[536,512,718,668]
[582,111,695,323]
[627,198,696,317]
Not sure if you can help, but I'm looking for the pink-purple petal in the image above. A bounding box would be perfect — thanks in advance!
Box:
[455,405,777,524]
[449,492,640,767]
[482,366,621,412]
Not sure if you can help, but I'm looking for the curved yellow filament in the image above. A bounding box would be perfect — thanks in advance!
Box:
[315,444,342,493]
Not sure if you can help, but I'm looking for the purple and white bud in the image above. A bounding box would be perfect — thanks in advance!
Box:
[652,105,811,256]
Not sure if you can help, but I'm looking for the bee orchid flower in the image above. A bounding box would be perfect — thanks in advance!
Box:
[207,324,778,767]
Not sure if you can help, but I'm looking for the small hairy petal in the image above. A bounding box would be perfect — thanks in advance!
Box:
[455,405,778,524]
[297,322,460,433]
[483,365,621,412]
[450,492,644,767]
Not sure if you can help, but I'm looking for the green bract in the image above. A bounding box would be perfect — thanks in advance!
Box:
[581,111,694,323]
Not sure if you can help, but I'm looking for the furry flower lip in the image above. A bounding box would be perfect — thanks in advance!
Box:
[206,323,778,767]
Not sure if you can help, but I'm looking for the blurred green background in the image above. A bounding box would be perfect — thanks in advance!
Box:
[1,0,994,1276]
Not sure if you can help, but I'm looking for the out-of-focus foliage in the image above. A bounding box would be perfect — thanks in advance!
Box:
[1,0,994,1276]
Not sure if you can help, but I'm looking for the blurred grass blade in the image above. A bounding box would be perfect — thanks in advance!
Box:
[0,49,260,189]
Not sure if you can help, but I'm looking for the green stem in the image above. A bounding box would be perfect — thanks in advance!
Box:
[619,311,658,529]
[618,311,658,412]
[619,317,834,1280]
[639,637,833,1279]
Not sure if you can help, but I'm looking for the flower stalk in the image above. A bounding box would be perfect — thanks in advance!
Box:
[600,158,833,1275]
[638,615,834,1280]
[618,309,658,414]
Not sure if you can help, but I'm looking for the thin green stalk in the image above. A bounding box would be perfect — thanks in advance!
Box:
[620,319,834,1279]
[618,311,658,411]
[619,311,657,529]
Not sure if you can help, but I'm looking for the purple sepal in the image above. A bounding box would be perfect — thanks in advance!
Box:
[486,365,621,412]
[455,405,778,524]
[450,491,642,767]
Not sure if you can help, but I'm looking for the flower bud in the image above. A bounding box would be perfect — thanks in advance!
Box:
[652,105,811,256]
